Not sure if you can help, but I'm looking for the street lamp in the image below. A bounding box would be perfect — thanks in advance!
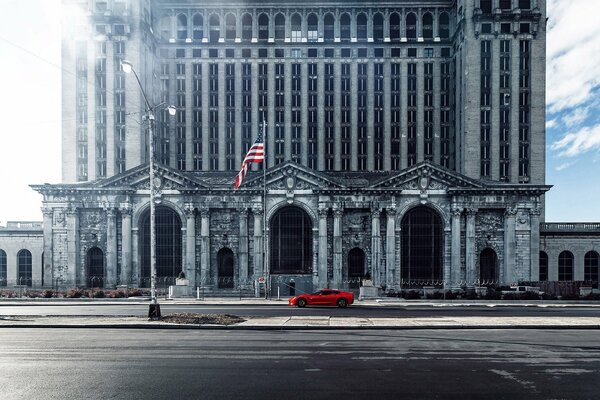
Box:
[121,59,176,320]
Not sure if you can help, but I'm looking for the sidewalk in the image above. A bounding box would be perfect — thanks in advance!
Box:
[1,297,599,330]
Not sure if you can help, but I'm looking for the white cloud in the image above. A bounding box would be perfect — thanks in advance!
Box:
[561,106,590,128]
[555,161,576,171]
[547,0,600,114]
[551,123,600,157]
[546,119,557,129]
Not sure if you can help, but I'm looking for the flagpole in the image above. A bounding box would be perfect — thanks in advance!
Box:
[262,116,268,299]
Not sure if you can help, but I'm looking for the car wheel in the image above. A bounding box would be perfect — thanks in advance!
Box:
[297,298,307,308]
[337,298,348,308]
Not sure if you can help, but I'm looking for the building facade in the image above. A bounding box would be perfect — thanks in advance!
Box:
[1,0,598,294]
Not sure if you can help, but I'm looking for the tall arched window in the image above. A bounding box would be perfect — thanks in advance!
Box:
[439,12,450,39]
[225,13,236,41]
[275,13,285,41]
[323,13,334,41]
[479,248,498,285]
[307,13,318,42]
[423,12,433,39]
[242,13,252,41]
[87,247,104,288]
[0,249,6,286]
[389,13,401,41]
[209,14,220,43]
[401,206,443,284]
[177,14,187,40]
[159,15,171,41]
[217,248,234,288]
[291,13,302,42]
[373,13,384,41]
[141,206,182,287]
[270,206,313,274]
[356,13,367,41]
[584,251,599,283]
[340,13,351,41]
[539,251,548,281]
[17,249,32,286]
[258,14,269,41]
[193,14,203,40]
[558,251,574,281]
[406,13,417,39]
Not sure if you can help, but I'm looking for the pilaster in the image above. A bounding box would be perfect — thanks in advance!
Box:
[504,207,517,284]
[120,205,132,286]
[200,207,211,286]
[318,207,328,289]
[105,206,117,288]
[184,204,196,287]
[332,207,343,288]
[451,207,462,286]
[371,208,381,287]
[386,207,396,290]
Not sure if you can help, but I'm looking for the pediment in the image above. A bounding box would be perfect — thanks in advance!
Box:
[373,162,486,191]
[96,163,207,190]
[241,162,347,191]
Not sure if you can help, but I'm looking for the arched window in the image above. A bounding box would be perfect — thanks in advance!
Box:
[217,248,234,288]
[193,14,203,40]
[539,251,548,281]
[17,249,32,287]
[159,15,171,41]
[258,14,269,41]
[242,13,252,41]
[356,13,367,41]
[373,13,384,41]
[348,248,365,289]
[439,12,450,39]
[307,13,318,42]
[401,206,443,285]
[225,13,236,41]
[177,14,187,40]
[406,13,417,39]
[0,249,6,287]
[140,206,182,287]
[389,12,401,41]
[584,251,599,283]
[87,247,104,288]
[558,251,574,281]
[479,248,498,285]
[275,13,285,41]
[340,13,351,41]
[291,13,302,42]
[209,14,220,43]
[270,206,313,274]
[323,13,334,41]
[423,12,433,39]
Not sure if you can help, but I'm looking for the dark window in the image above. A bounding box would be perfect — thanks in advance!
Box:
[407,48,417,57]
[480,0,492,14]
[558,251,574,281]
[17,249,32,286]
[374,48,384,57]
[539,251,548,281]
[357,48,367,57]
[584,251,599,283]
[324,13,334,41]
[373,13,384,41]
[0,249,6,286]
[270,206,313,274]
[87,247,104,287]
[401,207,443,285]
[324,48,334,58]
[480,248,498,284]
[481,23,492,34]
[217,248,234,288]
[308,48,318,58]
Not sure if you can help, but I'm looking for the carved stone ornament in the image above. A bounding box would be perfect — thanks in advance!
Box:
[451,208,463,218]
[347,214,365,229]
[505,207,518,217]
[55,210,65,226]
[318,207,328,217]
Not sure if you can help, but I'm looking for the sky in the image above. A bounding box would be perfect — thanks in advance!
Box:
[0,0,599,224]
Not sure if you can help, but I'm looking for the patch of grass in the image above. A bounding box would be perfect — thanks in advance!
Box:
[160,312,245,325]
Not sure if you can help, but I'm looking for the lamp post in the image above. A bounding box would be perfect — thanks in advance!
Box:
[121,60,175,320]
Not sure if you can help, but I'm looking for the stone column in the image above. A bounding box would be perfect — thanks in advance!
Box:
[332,207,343,288]
[529,208,541,281]
[465,208,477,286]
[184,204,196,287]
[42,207,53,287]
[451,207,462,287]
[120,205,132,286]
[66,207,80,287]
[200,207,211,287]
[131,228,139,285]
[444,228,452,289]
[238,208,249,286]
[318,207,328,289]
[504,207,517,285]
[371,208,381,287]
[253,208,264,281]
[386,208,396,290]
[105,207,117,288]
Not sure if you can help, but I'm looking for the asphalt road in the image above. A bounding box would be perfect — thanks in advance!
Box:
[0,328,598,400]
[1,303,600,318]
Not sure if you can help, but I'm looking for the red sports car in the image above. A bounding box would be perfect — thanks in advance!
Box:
[289,289,354,308]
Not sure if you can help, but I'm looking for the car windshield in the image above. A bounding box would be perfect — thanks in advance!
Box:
[312,291,323,295]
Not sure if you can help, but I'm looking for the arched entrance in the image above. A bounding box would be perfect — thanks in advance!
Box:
[17,249,32,286]
[269,206,313,275]
[140,206,182,287]
[87,247,104,287]
[401,206,443,286]
[217,248,234,288]
[348,248,365,288]
[479,248,498,286]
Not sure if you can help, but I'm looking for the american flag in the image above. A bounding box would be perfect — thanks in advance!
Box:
[234,121,265,189]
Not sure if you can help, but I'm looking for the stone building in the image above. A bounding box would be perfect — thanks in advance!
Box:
[1,0,598,293]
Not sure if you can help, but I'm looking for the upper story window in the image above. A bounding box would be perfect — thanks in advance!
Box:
[373,13,384,41]
[242,14,252,41]
[193,14,203,40]
[423,12,433,39]
[406,13,417,39]
[291,13,302,42]
[275,13,285,41]
[209,14,220,43]
[226,14,236,41]
[307,13,318,42]
[390,13,400,41]
[439,12,450,39]
[324,13,334,41]
[258,14,269,41]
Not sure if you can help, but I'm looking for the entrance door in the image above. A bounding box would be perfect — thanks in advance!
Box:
[479,248,498,286]
[348,248,365,288]
[217,248,234,288]
[87,247,104,288]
